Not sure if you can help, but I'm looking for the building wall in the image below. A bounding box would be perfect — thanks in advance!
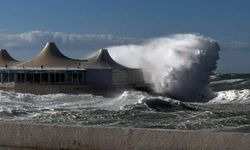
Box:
[127,69,144,85]
[85,69,112,85]
[0,68,145,87]
[112,69,127,85]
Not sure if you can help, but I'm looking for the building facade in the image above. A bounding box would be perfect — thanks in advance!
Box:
[0,42,145,94]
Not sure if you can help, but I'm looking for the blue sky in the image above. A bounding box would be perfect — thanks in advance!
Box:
[0,0,249,73]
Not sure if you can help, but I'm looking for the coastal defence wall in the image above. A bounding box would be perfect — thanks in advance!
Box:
[0,122,249,150]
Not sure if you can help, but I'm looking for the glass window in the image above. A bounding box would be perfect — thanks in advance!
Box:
[72,72,78,83]
[60,73,65,83]
[20,73,25,83]
[34,73,40,83]
[55,73,60,83]
[50,73,55,83]
[9,73,15,82]
[41,73,48,83]
[26,73,33,83]
[67,72,73,83]
[78,72,83,83]
[3,73,8,83]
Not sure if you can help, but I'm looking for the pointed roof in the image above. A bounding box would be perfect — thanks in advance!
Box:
[81,49,127,69]
[0,49,20,67]
[18,42,81,68]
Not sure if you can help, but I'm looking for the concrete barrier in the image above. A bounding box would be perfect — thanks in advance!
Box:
[0,122,249,150]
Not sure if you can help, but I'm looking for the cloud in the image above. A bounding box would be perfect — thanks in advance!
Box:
[0,30,143,59]
[1,30,249,67]
[221,41,250,50]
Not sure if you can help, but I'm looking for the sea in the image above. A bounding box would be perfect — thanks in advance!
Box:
[0,73,250,133]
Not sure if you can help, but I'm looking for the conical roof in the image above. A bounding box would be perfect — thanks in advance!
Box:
[81,49,127,69]
[18,42,81,68]
[0,49,20,67]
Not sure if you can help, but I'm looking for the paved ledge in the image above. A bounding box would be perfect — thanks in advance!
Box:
[0,122,249,150]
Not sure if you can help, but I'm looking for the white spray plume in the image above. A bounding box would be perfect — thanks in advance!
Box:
[108,34,220,102]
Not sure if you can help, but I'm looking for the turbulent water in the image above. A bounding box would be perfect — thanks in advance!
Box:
[108,34,219,101]
[0,73,250,132]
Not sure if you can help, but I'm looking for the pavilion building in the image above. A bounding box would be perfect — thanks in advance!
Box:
[0,42,145,94]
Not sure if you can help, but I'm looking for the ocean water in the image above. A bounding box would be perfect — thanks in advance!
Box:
[0,73,250,132]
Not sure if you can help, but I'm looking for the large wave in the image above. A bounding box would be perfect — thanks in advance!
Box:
[108,34,220,102]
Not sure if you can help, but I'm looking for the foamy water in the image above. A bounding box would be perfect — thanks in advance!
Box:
[0,82,250,132]
[209,90,250,104]
[108,34,220,101]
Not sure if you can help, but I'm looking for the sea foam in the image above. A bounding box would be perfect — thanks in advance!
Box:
[108,34,220,101]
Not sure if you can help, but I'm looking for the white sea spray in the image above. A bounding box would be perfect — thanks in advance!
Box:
[108,34,220,101]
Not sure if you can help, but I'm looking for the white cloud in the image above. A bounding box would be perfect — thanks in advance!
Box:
[1,30,249,65]
[0,30,142,59]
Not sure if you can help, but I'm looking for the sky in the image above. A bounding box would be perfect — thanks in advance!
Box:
[0,0,249,73]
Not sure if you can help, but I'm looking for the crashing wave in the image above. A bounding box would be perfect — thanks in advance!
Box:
[108,34,220,102]
[209,89,250,104]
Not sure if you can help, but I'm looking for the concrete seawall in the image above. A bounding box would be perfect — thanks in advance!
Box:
[0,122,249,150]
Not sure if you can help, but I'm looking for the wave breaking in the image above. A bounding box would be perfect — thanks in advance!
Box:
[108,34,220,102]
